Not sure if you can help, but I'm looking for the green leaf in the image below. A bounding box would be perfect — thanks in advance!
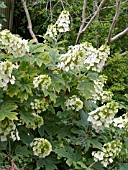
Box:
[38,125,45,137]
[31,44,46,53]
[6,84,19,97]
[54,146,73,159]
[7,74,33,101]
[54,95,66,110]
[47,48,60,63]
[84,100,97,112]
[118,163,128,170]
[0,102,18,121]
[0,90,4,103]
[47,105,55,114]
[92,162,104,170]
[57,111,69,119]
[21,82,33,94]
[87,72,98,81]
[20,110,35,125]
[124,137,128,146]
[57,126,72,139]
[43,90,56,103]
[0,141,7,150]
[30,52,51,67]
[0,153,6,163]
[51,74,65,93]
[15,145,31,156]
[76,161,88,169]
[77,77,94,99]
[18,126,34,144]
[0,89,4,99]
[80,109,90,126]
[89,139,102,150]
[43,89,49,97]
[29,43,47,53]
[71,127,85,136]
[49,92,57,103]
[18,91,29,102]
[54,146,82,167]
[37,157,58,170]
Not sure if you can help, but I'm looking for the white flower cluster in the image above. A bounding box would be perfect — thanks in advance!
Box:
[0,119,20,141]
[91,75,113,103]
[0,61,18,90]
[87,101,118,132]
[57,43,110,72]
[30,98,49,114]
[30,138,52,158]
[44,24,57,41]
[65,95,83,111]
[92,140,122,167]
[44,10,70,41]
[113,112,128,130]
[85,45,110,72]
[33,74,51,90]
[55,10,70,33]
[25,112,44,130]
[0,29,29,57]
[57,42,88,72]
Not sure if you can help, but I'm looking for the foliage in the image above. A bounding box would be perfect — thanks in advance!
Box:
[14,0,128,53]
[0,10,128,170]
[13,0,128,119]
[103,53,128,114]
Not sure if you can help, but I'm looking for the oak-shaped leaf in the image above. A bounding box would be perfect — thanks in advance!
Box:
[0,102,18,121]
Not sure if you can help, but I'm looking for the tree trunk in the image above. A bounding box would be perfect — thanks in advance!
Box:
[0,0,15,31]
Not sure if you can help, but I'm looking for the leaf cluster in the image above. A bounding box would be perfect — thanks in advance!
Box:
[103,53,128,114]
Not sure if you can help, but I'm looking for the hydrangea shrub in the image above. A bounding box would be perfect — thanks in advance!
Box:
[0,10,128,170]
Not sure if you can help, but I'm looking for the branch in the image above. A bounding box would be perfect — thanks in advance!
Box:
[82,0,107,33]
[110,27,128,43]
[50,0,53,21]
[9,0,15,31]
[120,51,128,56]
[102,0,128,9]
[106,0,120,45]
[20,0,38,43]
[104,50,128,68]
[75,0,87,44]
[60,0,65,9]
